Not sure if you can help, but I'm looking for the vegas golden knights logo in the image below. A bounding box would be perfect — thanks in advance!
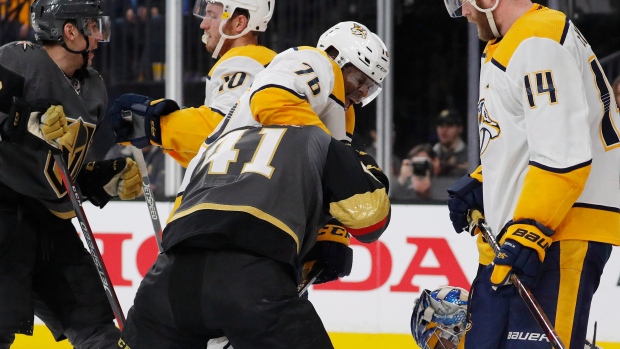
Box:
[478,98,500,155]
[45,117,96,197]
[350,23,367,39]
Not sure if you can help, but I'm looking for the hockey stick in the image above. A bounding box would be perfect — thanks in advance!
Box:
[53,153,126,329]
[297,269,323,297]
[469,209,565,349]
[129,145,164,252]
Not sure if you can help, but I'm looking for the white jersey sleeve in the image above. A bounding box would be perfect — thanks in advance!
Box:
[217,47,348,141]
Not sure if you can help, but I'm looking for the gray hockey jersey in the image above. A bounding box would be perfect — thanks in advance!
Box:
[0,41,107,218]
[163,125,390,266]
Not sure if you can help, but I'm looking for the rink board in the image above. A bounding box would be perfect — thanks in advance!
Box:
[17,202,620,347]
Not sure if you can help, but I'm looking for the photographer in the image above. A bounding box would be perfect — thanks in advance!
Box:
[392,143,439,200]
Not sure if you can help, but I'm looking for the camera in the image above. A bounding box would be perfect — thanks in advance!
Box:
[411,157,431,176]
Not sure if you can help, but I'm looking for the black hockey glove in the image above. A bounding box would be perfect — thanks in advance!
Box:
[354,147,390,194]
[1,98,71,149]
[302,219,353,285]
[77,157,142,208]
[447,172,483,235]
[109,93,180,148]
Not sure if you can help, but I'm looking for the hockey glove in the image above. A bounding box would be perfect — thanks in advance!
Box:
[109,93,180,148]
[1,98,71,149]
[77,157,143,208]
[354,147,390,194]
[490,219,554,288]
[302,219,353,284]
[447,174,483,235]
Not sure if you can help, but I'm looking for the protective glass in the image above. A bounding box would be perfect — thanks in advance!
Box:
[444,0,469,17]
[81,17,111,42]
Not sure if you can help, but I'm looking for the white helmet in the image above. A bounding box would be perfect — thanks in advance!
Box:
[193,0,274,58]
[411,287,469,349]
[317,21,389,106]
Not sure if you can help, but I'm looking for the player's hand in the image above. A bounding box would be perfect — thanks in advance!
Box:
[109,93,180,148]
[490,219,554,287]
[2,98,72,149]
[447,174,483,235]
[302,219,353,284]
[78,157,143,208]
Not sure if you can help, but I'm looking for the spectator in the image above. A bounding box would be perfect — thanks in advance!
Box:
[612,75,620,108]
[392,143,439,200]
[432,108,468,177]
[0,0,34,45]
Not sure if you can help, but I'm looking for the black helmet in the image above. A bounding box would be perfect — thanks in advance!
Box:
[31,0,110,42]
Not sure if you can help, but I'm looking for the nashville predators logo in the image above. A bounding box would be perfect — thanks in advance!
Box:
[478,98,500,155]
[350,23,367,39]
[497,252,508,259]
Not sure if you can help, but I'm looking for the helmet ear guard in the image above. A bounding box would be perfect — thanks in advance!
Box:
[411,286,470,349]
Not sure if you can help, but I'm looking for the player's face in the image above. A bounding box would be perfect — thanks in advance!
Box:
[615,85,620,109]
[199,2,223,53]
[462,0,496,41]
[64,23,99,69]
[342,65,377,110]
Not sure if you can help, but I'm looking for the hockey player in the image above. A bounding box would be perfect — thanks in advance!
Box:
[117,124,390,349]
[111,0,277,168]
[410,287,604,349]
[444,0,620,348]
[0,1,142,348]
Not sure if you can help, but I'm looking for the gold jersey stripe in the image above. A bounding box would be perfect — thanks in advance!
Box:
[554,205,620,245]
[556,240,588,345]
[484,5,566,67]
[168,202,300,252]
[250,86,331,135]
[209,45,276,76]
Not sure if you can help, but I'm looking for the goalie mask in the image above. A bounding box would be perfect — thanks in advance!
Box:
[317,21,389,107]
[411,287,469,349]
[193,0,274,58]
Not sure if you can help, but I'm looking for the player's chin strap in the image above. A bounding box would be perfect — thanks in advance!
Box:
[211,16,252,58]
[62,35,91,71]
[471,0,501,38]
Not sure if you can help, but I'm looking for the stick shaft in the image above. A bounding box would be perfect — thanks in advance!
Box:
[130,146,163,252]
[470,210,565,349]
[54,154,126,329]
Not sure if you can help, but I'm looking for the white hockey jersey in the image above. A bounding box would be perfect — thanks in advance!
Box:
[169,46,357,221]
[477,4,620,249]
[159,45,276,167]
[209,46,356,143]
